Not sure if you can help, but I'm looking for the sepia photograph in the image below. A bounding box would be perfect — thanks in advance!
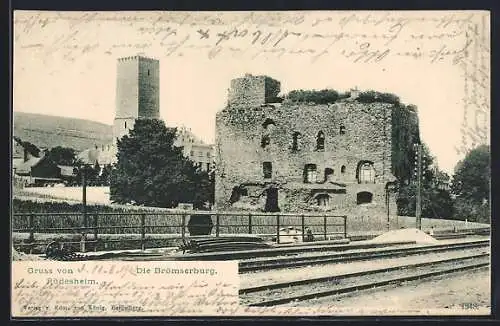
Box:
[11,10,491,317]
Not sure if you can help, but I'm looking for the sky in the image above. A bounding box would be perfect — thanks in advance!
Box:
[13,11,490,175]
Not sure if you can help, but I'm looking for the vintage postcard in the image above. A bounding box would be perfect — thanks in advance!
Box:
[11,10,491,317]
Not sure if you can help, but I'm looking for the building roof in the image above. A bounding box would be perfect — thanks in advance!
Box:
[12,139,24,159]
[15,156,42,175]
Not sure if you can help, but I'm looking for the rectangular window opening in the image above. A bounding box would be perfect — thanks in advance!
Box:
[263,162,272,179]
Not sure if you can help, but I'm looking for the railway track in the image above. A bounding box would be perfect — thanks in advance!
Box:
[240,253,490,306]
[239,239,489,273]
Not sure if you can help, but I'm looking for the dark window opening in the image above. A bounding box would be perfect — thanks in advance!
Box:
[357,191,373,205]
[304,164,317,183]
[148,69,150,76]
[316,131,325,151]
[263,162,272,179]
[317,194,330,206]
[292,132,301,151]
[230,186,248,203]
[124,121,127,129]
[262,118,276,130]
[261,135,271,148]
[206,163,210,171]
[264,187,280,212]
[340,125,346,135]
[324,168,334,182]
[357,161,376,184]
[341,165,346,173]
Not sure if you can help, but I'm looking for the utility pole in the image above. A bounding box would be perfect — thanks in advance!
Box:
[81,165,87,252]
[82,165,87,223]
[414,143,422,230]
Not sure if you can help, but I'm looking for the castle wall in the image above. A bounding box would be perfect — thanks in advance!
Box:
[115,57,139,120]
[138,57,160,119]
[215,100,399,216]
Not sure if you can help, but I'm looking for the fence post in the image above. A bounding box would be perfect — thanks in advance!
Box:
[248,213,252,234]
[141,214,146,251]
[216,214,220,237]
[28,214,35,254]
[301,214,305,242]
[276,213,280,244]
[323,214,327,241]
[181,214,186,240]
[93,213,98,252]
[343,216,347,239]
[80,213,87,253]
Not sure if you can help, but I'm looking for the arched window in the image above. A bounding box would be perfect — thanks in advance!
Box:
[304,164,317,183]
[356,161,376,184]
[316,131,325,151]
[262,118,276,131]
[230,186,248,203]
[317,194,330,206]
[341,165,346,173]
[292,132,301,151]
[340,125,346,135]
[263,162,272,179]
[357,191,373,204]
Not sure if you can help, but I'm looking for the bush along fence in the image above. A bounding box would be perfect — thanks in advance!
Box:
[12,211,348,254]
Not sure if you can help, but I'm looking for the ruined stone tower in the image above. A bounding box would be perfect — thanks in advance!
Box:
[114,55,160,140]
[215,74,421,220]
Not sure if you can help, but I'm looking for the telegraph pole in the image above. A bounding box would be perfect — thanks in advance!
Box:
[81,165,87,252]
[414,143,422,230]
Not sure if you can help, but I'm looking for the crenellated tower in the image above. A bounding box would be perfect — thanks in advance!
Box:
[114,55,160,140]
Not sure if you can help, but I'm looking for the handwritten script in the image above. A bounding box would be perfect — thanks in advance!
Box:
[14,11,482,65]
[12,261,239,316]
[13,11,490,155]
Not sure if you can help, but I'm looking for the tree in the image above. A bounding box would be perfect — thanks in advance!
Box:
[286,89,340,104]
[396,143,454,218]
[110,119,213,208]
[45,146,77,165]
[451,144,490,223]
[98,164,113,186]
[14,137,40,157]
[86,162,101,186]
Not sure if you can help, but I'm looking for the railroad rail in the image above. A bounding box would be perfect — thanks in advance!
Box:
[240,253,490,306]
[239,239,489,273]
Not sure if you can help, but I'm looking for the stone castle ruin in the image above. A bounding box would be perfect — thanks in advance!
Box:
[215,74,420,218]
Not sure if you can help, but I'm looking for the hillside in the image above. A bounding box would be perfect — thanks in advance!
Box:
[13,112,114,152]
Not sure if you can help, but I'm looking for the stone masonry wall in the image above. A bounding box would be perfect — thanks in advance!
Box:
[215,99,403,217]
[228,74,280,107]
[115,57,139,120]
[138,57,160,119]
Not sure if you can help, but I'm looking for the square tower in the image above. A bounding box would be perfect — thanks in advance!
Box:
[227,74,281,107]
[114,55,160,140]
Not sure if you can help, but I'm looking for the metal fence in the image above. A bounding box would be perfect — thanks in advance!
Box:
[12,211,347,253]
